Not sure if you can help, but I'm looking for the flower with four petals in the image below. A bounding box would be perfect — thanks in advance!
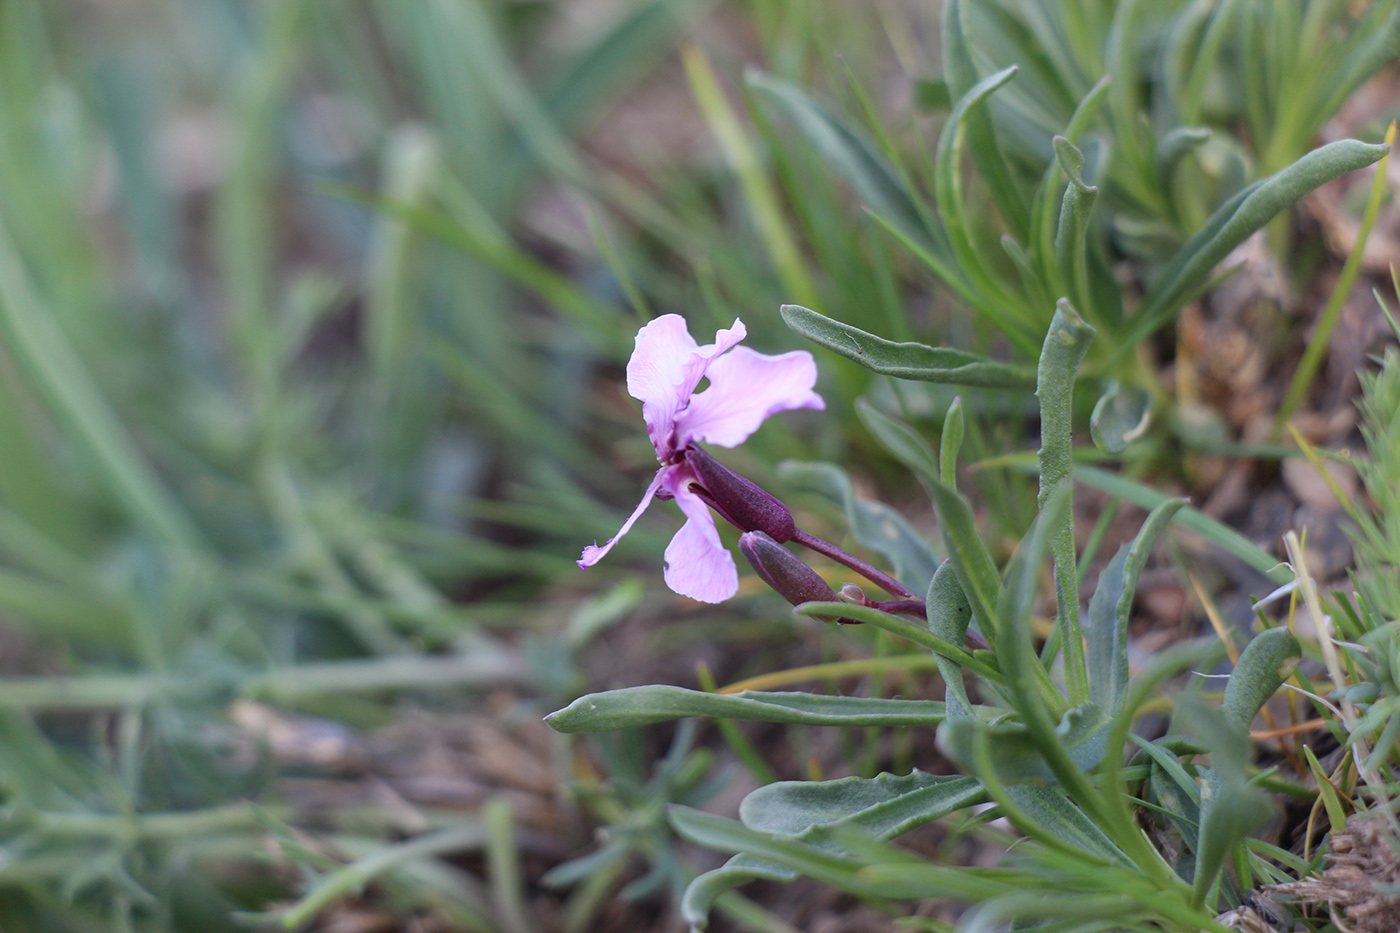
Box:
[578,314,824,602]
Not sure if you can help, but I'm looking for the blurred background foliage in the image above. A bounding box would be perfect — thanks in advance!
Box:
[0,0,1393,930]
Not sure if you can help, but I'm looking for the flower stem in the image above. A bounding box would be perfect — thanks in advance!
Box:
[791,529,916,600]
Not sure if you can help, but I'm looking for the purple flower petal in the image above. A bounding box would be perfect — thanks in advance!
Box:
[661,468,738,603]
[675,347,824,449]
[577,468,668,571]
[626,315,745,461]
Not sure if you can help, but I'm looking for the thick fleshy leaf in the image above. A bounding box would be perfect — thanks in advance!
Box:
[1222,626,1301,731]
[938,702,1109,785]
[676,346,823,449]
[942,0,1030,238]
[1004,784,1127,862]
[545,686,950,733]
[1154,126,1211,185]
[1052,139,1099,318]
[782,305,1036,388]
[741,770,983,838]
[1036,302,1095,701]
[926,561,973,716]
[663,477,738,603]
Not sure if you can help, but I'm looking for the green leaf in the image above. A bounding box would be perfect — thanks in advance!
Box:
[1004,784,1126,862]
[781,305,1036,389]
[545,686,949,733]
[1052,139,1099,321]
[0,216,204,553]
[936,714,1075,786]
[682,771,984,926]
[1085,498,1187,715]
[1222,627,1301,731]
[777,459,939,592]
[741,770,984,838]
[1090,381,1153,453]
[746,71,937,254]
[940,396,964,486]
[1119,138,1391,362]
[926,560,973,716]
[933,63,1042,347]
[855,399,1001,642]
[1177,695,1274,908]
[1036,301,1095,702]
[941,0,1030,238]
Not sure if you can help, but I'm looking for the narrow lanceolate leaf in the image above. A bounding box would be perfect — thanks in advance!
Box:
[781,305,1036,389]
[1052,138,1099,322]
[941,0,1030,239]
[1222,627,1301,730]
[926,561,973,716]
[1037,301,1095,703]
[545,686,948,733]
[1085,499,1187,714]
[740,770,984,839]
[1118,138,1390,363]
[934,64,1041,347]
[747,72,937,254]
[677,771,991,928]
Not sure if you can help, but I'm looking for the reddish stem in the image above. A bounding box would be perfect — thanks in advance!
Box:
[790,528,917,600]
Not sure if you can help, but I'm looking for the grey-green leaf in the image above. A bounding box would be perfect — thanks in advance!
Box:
[1085,498,1188,714]
[681,770,985,928]
[1222,626,1301,730]
[927,560,973,716]
[1052,138,1100,316]
[1005,784,1126,861]
[782,305,1036,389]
[1177,695,1275,905]
[741,770,984,838]
[545,686,948,733]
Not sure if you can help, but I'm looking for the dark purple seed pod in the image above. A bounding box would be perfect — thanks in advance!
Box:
[685,446,795,542]
[739,531,851,622]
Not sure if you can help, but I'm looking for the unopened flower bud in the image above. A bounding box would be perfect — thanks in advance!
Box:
[739,531,850,622]
[839,584,868,605]
[685,446,795,542]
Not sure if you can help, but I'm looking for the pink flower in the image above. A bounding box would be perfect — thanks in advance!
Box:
[579,314,824,602]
